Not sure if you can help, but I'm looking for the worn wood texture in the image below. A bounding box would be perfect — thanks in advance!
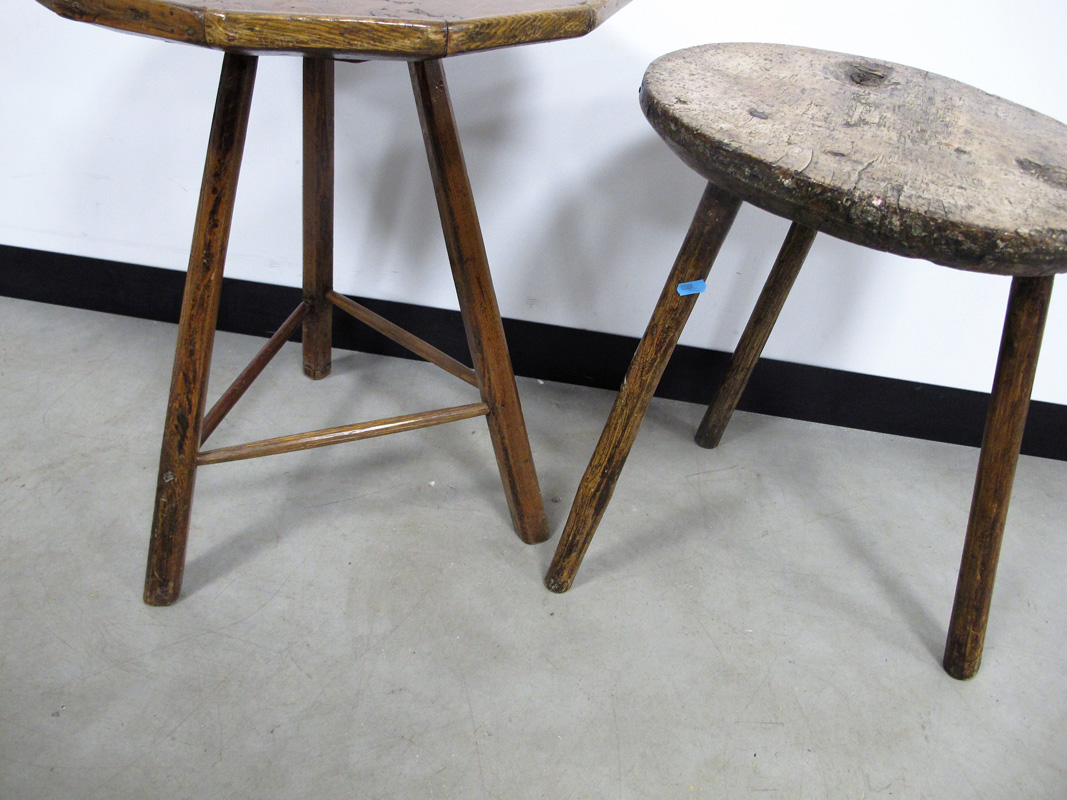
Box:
[944,275,1054,679]
[36,0,631,58]
[302,57,334,379]
[641,44,1067,276]
[545,184,741,593]
[144,53,257,607]
[695,222,816,449]
[551,44,1063,679]
[411,58,549,545]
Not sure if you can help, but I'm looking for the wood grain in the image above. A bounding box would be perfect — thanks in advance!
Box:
[641,43,1067,276]
[46,0,625,600]
[302,57,334,380]
[36,0,631,58]
[144,53,258,607]
[411,58,549,545]
[197,402,490,464]
[944,275,1054,679]
[545,184,741,593]
[695,222,816,449]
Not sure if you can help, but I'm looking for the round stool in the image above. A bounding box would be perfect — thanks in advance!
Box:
[544,43,1067,680]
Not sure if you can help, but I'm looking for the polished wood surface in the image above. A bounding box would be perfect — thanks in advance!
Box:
[301,58,334,380]
[48,0,614,602]
[197,402,490,465]
[144,52,258,606]
[411,58,549,545]
[36,0,631,58]
[140,51,552,603]
[641,44,1067,276]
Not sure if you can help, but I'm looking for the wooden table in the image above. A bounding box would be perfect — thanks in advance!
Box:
[35,0,630,604]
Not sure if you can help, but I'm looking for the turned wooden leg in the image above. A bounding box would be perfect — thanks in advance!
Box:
[409,59,549,545]
[143,54,258,606]
[545,184,743,592]
[943,275,1054,679]
[302,57,335,380]
[695,222,816,448]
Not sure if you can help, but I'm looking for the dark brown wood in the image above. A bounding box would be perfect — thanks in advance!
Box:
[202,301,309,443]
[197,402,489,465]
[640,44,1067,277]
[544,184,742,592]
[35,0,632,59]
[944,275,1054,679]
[302,57,335,380]
[328,291,478,387]
[144,53,258,607]
[411,58,549,545]
[695,222,817,449]
[48,0,633,602]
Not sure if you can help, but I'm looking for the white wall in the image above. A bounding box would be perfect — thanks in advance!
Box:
[4,0,1067,403]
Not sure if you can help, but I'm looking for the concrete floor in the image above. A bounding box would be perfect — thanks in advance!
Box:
[1,295,1065,798]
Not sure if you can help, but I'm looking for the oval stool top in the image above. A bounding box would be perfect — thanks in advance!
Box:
[641,43,1067,276]
[36,0,630,59]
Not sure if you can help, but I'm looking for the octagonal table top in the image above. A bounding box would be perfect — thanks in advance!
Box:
[36,0,632,59]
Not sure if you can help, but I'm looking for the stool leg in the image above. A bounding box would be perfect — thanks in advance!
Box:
[409,59,549,545]
[143,54,258,606]
[943,275,1054,679]
[545,185,743,592]
[302,57,335,380]
[695,222,816,448]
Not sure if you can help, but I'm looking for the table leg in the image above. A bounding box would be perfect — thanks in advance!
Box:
[545,185,742,592]
[943,274,1054,678]
[695,222,816,448]
[409,58,549,545]
[144,53,258,606]
[302,57,335,380]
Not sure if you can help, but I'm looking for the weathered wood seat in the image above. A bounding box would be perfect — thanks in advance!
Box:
[36,0,630,605]
[544,43,1067,680]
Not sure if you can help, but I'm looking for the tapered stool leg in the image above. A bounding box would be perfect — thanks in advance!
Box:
[545,185,743,592]
[695,222,817,449]
[144,54,258,606]
[943,275,1054,678]
[410,59,549,545]
[302,57,335,380]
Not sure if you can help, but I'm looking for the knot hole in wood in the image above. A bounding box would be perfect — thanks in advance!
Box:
[848,63,890,87]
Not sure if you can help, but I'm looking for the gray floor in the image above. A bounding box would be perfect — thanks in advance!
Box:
[1,295,1065,799]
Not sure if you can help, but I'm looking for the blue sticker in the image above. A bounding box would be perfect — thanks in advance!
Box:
[677,279,707,296]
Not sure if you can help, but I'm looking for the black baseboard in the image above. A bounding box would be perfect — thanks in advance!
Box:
[3,243,1065,460]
